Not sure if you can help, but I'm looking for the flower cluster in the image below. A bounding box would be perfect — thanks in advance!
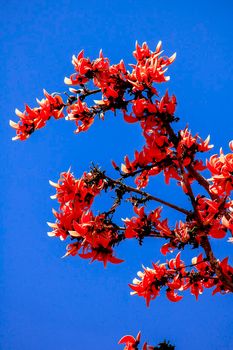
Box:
[66,98,94,133]
[207,142,233,196]
[65,42,175,99]
[129,253,232,305]
[10,90,64,140]
[64,48,127,100]
[195,196,228,239]
[129,41,176,89]
[11,41,233,304]
[123,206,162,239]
[10,41,177,138]
[48,170,123,266]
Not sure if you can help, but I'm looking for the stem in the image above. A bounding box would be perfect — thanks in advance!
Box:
[82,88,101,98]
[186,164,218,200]
[104,175,190,216]
[120,164,155,179]
[178,160,203,225]
[119,159,171,180]
[182,259,208,269]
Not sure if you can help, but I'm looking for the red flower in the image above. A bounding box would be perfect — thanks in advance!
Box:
[128,41,176,91]
[196,196,227,239]
[123,206,162,239]
[66,98,94,133]
[118,331,141,350]
[129,263,168,306]
[47,170,125,266]
[207,146,233,196]
[10,90,64,140]
[64,50,92,85]
[156,91,177,114]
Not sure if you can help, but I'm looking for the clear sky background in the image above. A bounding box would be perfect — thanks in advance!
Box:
[1,1,233,349]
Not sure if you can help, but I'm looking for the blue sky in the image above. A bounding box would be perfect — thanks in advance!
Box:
[1,1,233,349]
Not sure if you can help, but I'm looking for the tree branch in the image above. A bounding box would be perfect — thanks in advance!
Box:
[104,174,191,216]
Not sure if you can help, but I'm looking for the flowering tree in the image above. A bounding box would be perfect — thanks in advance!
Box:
[10,41,233,349]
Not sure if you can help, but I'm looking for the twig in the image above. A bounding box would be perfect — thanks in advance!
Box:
[104,175,190,216]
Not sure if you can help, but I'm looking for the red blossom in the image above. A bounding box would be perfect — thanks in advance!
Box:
[207,145,233,196]
[118,331,141,350]
[123,206,162,239]
[48,170,124,266]
[128,41,176,90]
[66,98,94,133]
[196,196,227,239]
[212,257,233,295]
[156,91,177,114]
[10,90,64,140]
[129,262,174,306]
